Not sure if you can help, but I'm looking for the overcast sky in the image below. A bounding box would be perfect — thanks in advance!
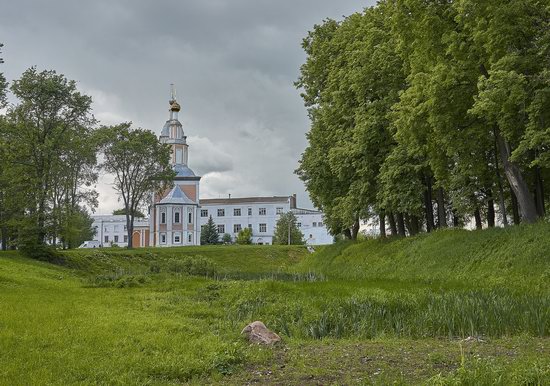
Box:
[0,0,372,213]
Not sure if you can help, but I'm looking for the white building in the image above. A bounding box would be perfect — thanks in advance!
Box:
[199,195,333,245]
[90,215,148,247]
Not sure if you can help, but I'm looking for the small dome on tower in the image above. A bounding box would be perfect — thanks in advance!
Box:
[170,100,181,112]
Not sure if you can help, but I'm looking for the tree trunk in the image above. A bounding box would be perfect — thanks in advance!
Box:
[343,228,352,240]
[495,129,538,223]
[388,212,397,236]
[436,187,447,228]
[493,129,508,226]
[379,212,386,239]
[474,207,483,230]
[396,212,406,237]
[126,213,133,249]
[405,214,420,236]
[534,166,545,217]
[510,187,521,225]
[1,226,7,251]
[424,177,435,232]
[487,196,495,228]
[351,219,360,240]
[453,212,460,228]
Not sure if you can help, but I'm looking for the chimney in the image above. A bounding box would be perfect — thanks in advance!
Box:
[290,193,297,209]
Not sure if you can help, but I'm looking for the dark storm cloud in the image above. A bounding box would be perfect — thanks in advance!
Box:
[0,0,373,211]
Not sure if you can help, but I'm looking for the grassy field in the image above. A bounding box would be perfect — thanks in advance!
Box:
[0,224,549,384]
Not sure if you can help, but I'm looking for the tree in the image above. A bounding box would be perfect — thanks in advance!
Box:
[99,123,175,248]
[200,215,219,245]
[222,233,232,244]
[112,208,146,218]
[0,43,7,107]
[1,68,97,253]
[58,206,95,249]
[236,227,252,245]
[273,212,304,245]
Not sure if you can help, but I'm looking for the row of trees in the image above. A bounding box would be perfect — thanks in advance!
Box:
[296,0,550,238]
[0,59,174,253]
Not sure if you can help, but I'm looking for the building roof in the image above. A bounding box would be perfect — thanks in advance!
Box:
[200,196,292,205]
[174,164,197,177]
[158,184,197,205]
[291,208,322,215]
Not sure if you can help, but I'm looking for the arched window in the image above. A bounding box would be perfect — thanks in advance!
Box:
[174,211,180,223]
[188,211,192,224]
[161,212,166,224]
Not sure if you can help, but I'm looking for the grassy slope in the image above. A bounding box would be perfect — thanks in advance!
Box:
[298,223,550,289]
[1,225,549,384]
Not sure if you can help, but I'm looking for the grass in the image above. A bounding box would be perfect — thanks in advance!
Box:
[0,223,549,384]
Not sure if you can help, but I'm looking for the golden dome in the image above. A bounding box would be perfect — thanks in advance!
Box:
[170,100,181,112]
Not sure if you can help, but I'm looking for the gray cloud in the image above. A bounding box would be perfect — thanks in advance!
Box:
[0,0,372,213]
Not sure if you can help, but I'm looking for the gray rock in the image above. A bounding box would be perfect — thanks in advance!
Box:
[241,321,281,345]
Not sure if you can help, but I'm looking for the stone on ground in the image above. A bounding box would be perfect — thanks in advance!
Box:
[241,321,281,345]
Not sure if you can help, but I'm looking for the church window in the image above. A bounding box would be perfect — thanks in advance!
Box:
[124,235,128,243]
[160,233,166,244]
[174,233,181,243]
[276,207,283,214]
[188,212,192,224]
[161,212,166,224]
[188,234,192,243]
[217,224,225,234]
[174,211,180,223]
[201,209,208,217]
[248,208,252,216]
[104,235,109,243]
[259,223,267,233]
[234,208,241,216]
[114,236,119,243]
[259,208,266,215]
[218,209,225,217]
[234,224,242,233]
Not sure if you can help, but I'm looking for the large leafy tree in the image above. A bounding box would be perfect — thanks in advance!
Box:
[99,123,174,249]
[2,68,97,252]
[298,0,550,237]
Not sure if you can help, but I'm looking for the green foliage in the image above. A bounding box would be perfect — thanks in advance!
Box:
[58,207,95,249]
[272,212,304,245]
[200,215,219,245]
[166,255,216,277]
[297,0,550,233]
[98,123,175,248]
[112,208,146,218]
[221,233,232,244]
[235,227,252,245]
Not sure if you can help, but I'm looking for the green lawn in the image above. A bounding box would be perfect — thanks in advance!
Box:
[1,225,549,384]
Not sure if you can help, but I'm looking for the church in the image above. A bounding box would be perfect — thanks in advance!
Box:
[148,92,202,246]
[90,90,333,247]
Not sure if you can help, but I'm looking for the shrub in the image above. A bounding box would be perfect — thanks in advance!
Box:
[236,228,252,245]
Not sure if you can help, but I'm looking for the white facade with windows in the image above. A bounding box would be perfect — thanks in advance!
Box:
[90,215,148,247]
[199,195,333,245]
